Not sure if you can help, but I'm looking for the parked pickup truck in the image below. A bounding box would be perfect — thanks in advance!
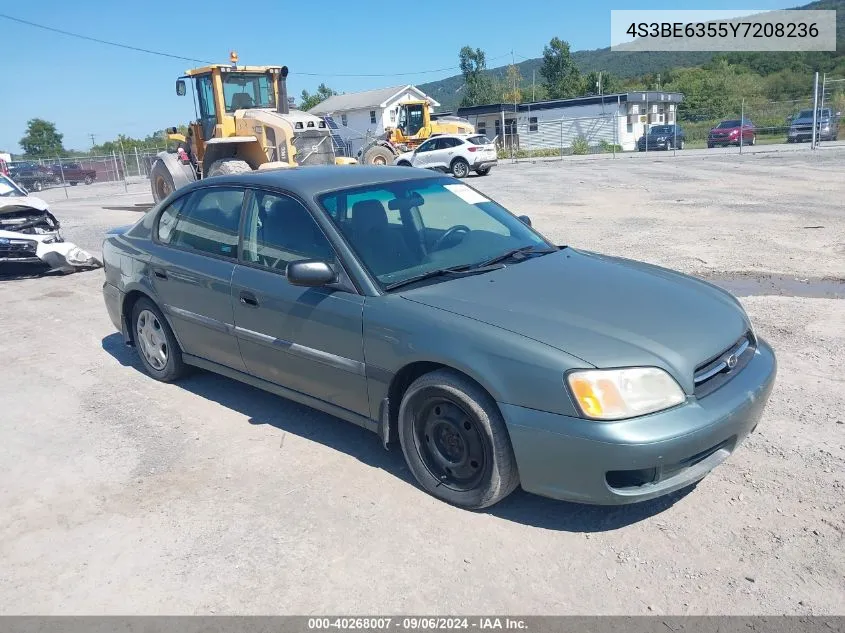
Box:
[8,163,58,192]
[50,162,97,186]
[787,108,840,143]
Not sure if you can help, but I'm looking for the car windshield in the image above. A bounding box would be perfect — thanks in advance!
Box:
[0,175,25,197]
[796,110,814,119]
[318,176,552,289]
[717,120,742,128]
[223,73,276,113]
[649,126,673,135]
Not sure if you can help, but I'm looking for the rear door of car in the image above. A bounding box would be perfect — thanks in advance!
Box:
[230,188,369,417]
[148,185,247,371]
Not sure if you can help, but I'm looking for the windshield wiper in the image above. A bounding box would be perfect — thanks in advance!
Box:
[474,244,559,268]
[384,263,504,291]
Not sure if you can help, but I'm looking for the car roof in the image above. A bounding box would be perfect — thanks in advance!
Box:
[185,165,445,199]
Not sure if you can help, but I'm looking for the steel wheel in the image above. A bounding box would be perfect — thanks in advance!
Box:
[136,309,168,370]
[373,155,387,165]
[413,397,487,492]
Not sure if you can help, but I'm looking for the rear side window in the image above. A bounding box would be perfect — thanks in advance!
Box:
[467,135,490,145]
[158,187,245,259]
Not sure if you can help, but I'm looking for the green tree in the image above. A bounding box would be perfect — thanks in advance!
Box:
[299,84,338,111]
[20,119,66,157]
[459,46,496,107]
[501,63,523,104]
[583,71,620,95]
[540,38,583,99]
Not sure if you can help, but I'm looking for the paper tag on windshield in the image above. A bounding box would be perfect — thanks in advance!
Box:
[444,184,489,205]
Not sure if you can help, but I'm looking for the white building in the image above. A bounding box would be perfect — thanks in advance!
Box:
[456,91,684,152]
[308,84,440,157]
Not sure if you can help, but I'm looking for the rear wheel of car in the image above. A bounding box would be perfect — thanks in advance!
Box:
[707,143,714,149]
[678,139,685,150]
[84,175,94,185]
[749,135,756,146]
[131,298,186,382]
[451,158,470,179]
[32,180,43,192]
[70,181,78,186]
[476,166,491,176]
[398,369,519,510]
[206,158,252,177]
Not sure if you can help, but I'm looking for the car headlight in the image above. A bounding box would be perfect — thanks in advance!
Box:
[566,367,686,421]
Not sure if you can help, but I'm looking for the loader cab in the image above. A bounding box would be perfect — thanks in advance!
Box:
[397,102,428,138]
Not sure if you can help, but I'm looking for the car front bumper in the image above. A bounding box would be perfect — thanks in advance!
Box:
[501,338,777,505]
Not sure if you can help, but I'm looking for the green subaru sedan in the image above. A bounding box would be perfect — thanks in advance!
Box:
[102,165,776,509]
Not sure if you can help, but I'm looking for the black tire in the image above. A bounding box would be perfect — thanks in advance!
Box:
[84,175,94,185]
[749,135,756,146]
[70,181,78,186]
[362,145,395,166]
[476,166,491,176]
[131,297,186,382]
[451,158,470,179]
[32,180,43,192]
[398,369,519,509]
[206,158,252,177]
[678,139,685,150]
[707,143,714,149]
[397,160,412,167]
[150,159,176,204]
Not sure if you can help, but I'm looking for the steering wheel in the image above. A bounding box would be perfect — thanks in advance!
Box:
[432,225,471,251]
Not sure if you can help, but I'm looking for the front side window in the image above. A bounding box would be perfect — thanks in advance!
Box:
[158,187,245,259]
[242,190,336,273]
[318,177,550,287]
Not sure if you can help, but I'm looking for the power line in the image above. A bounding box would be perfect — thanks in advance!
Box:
[0,12,511,78]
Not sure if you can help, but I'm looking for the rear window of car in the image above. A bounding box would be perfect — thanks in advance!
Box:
[467,135,491,145]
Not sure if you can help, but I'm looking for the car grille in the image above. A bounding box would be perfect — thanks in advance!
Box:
[0,238,38,259]
[693,330,756,398]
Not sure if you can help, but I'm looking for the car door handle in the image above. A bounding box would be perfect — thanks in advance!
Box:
[239,291,259,307]
[153,268,167,280]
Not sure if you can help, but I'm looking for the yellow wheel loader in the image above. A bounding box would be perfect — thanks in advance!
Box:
[357,100,475,165]
[150,52,356,203]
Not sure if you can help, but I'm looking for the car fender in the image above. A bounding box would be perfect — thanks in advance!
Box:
[363,295,588,421]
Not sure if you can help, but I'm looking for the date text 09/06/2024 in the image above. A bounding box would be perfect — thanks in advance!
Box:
[626,21,819,39]
[307,617,529,630]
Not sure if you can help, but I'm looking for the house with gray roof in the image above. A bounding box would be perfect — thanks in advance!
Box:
[308,84,439,157]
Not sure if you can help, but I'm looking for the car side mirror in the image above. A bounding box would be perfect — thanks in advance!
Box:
[518,215,532,227]
[176,79,186,96]
[286,260,336,287]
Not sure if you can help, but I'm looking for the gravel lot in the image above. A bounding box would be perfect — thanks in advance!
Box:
[1,149,843,615]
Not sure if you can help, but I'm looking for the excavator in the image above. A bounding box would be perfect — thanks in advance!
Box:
[357,100,476,165]
[150,52,356,203]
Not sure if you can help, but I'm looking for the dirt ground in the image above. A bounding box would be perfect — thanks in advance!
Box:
[1,149,843,615]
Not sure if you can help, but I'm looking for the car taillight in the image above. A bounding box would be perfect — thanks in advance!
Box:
[467,146,478,152]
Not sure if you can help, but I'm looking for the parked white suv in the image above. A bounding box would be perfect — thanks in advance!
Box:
[393,134,498,178]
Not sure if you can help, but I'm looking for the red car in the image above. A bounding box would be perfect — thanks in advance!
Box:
[707,119,756,148]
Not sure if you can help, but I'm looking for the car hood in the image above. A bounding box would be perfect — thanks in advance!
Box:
[792,117,822,125]
[0,195,50,213]
[710,127,739,134]
[400,249,750,393]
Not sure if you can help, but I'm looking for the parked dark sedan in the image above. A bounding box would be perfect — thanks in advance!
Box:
[636,124,685,151]
[708,119,756,148]
[101,166,776,509]
[9,163,57,192]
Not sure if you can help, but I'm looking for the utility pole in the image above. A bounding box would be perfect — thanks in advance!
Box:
[532,69,536,102]
[89,133,96,153]
[811,71,819,149]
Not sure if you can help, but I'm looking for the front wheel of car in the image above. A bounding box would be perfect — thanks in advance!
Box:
[398,369,520,510]
[131,297,186,382]
[451,158,470,179]
[84,175,94,185]
[32,181,43,192]
[476,166,491,176]
[397,160,412,167]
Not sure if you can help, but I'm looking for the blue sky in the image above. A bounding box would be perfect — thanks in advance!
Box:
[1,0,799,153]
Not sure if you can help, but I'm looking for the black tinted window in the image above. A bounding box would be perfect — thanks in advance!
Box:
[242,191,336,272]
[159,187,244,259]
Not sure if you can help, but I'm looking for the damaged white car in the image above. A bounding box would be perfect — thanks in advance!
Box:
[0,175,101,274]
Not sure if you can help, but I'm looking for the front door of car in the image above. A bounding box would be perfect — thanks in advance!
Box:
[427,137,458,170]
[411,138,440,169]
[231,189,369,417]
[149,185,247,371]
